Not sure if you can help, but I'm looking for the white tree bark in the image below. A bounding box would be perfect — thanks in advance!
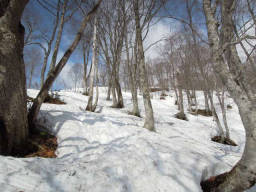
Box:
[86,17,98,111]
[203,0,256,190]
[133,0,155,131]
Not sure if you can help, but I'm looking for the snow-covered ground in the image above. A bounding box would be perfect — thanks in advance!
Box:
[0,88,255,192]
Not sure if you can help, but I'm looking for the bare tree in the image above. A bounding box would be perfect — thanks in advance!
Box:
[86,16,100,112]
[133,0,160,131]
[203,0,256,190]
[70,63,83,91]
[28,0,102,130]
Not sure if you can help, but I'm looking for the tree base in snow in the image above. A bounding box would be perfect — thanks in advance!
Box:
[111,103,124,109]
[174,112,188,121]
[9,128,57,158]
[160,96,166,100]
[211,136,237,146]
[128,111,141,118]
[201,170,230,192]
[82,92,89,96]
[44,94,66,105]
[190,109,212,117]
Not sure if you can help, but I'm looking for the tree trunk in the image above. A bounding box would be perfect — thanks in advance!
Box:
[48,0,67,73]
[203,91,210,114]
[86,17,98,112]
[208,91,225,141]
[186,89,192,112]
[40,0,61,88]
[203,0,256,190]
[28,1,102,130]
[177,72,185,115]
[134,0,155,131]
[217,89,230,139]
[92,55,99,112]
[0,0,29,155]
[126,45,140,116]
[106,60,112,100]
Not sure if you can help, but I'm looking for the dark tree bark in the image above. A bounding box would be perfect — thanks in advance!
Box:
[0,0,29,155]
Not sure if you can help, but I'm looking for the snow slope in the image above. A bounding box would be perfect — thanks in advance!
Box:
[0,88,254,192]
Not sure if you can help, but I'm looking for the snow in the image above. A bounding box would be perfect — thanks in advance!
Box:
[0,88,254,192]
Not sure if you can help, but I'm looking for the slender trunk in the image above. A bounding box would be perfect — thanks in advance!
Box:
[86,17,98,112]
[134,0,155,131]
[208,91,225,140]
[107,82,111,100]
[177,72,185,115]
[40,0,61,88]
[106,58,112,100]
[0,0,29,155]
[186,89,192,112]
[48,0,68,73]
[203,91,210,114]
[217,89,230,139]
[92,55,99,112]
[28,1,102,129]
[111,80,118,106]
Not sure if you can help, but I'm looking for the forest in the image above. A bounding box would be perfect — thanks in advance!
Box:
[0,0,256,191]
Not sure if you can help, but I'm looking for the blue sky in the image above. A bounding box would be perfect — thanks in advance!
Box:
[22,0,208,90]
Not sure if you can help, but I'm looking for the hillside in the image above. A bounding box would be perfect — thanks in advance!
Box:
[0,88,254,192]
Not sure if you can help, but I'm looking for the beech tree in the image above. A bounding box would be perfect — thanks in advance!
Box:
[0,0,29,155]
[203,0,256,191]
[86,17,100,112]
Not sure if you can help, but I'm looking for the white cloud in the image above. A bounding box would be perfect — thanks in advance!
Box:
[143,18,177,60]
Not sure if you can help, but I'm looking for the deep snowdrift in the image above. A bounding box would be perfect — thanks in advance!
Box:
[0,88,254,192]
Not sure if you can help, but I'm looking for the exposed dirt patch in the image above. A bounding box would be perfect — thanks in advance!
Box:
[227,104,232,109]
[44,94,66,105]
[150,88,169,92]
[201,171,229,192]
[190,109,212,117]
[128,111,141,118]
[211,136,237,146]
[160,96,166,100]
[174,112,188,121]
[13,130,57,158]
[82,91,89,96]
[160,92,168,97]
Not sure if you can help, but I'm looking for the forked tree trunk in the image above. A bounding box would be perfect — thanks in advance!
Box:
[134,0,155,131]
[203,0,256,190]
[0,0,29,155]
[28,1,102,130]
